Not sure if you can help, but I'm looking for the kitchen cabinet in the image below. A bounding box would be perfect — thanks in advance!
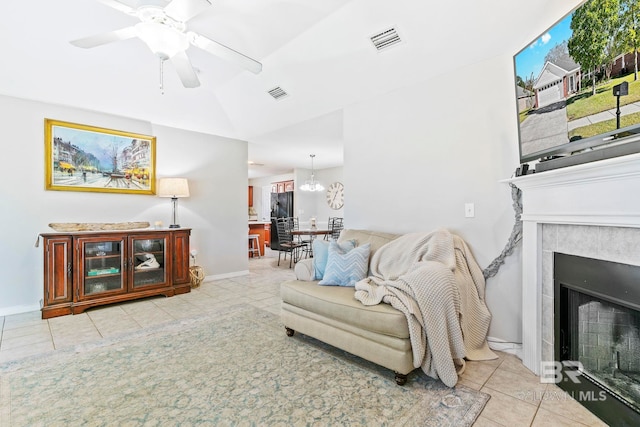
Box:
[248,222,270,256]
[271,180,294,193]
[40,229,191,319]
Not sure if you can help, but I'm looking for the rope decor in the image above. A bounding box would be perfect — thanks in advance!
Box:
[482,183,523,279]
[189,266,205,288]
[188,249,204,288]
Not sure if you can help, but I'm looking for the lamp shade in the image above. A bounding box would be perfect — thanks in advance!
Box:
[157,178,190,198]
[135,22,189,59]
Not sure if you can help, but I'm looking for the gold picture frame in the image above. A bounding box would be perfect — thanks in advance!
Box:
[45,119,156,195]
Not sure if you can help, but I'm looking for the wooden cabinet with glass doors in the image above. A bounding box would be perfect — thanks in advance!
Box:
[41,229,190,319]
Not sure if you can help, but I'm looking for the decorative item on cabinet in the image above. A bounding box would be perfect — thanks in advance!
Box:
[40,228,191,319]
[157,177,190,228]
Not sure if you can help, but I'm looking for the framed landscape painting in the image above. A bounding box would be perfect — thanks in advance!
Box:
[45,119,156,195]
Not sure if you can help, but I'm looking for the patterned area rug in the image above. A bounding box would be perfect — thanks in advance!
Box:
[0,305,489,426]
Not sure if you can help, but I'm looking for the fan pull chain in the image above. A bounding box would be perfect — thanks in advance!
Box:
[159,58,165,95]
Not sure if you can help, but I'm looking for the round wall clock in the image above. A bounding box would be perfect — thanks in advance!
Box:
[326,182,344,210]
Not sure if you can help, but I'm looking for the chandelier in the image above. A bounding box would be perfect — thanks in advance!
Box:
[300,154,325,192]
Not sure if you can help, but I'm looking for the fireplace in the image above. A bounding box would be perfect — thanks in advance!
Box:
[507,153,640,424]
[554,253,640,425]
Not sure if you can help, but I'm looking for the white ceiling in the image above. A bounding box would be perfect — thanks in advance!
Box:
[0,0,580,178]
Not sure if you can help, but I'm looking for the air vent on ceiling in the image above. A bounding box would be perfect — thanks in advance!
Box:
[268,87,288,100]
[370,27,402,51]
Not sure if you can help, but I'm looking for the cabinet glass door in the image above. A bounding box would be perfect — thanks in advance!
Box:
[82,238,125,296]
[131,236,167,289]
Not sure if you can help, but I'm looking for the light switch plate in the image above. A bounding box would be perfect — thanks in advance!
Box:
[465,203,475,218]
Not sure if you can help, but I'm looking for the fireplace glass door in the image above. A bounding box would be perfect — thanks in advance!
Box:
[555,252,640,426]
[567,289,640,412]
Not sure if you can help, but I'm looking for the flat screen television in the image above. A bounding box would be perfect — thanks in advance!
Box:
[513,0,640,171]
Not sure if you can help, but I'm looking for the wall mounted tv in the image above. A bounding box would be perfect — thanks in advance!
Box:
[514,0,640,172]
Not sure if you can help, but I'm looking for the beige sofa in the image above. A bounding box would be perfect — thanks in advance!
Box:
[280,229,415,385]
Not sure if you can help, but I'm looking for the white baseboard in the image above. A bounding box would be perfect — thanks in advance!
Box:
[488,336,523,358]
[0,304,41,317]
[204,270,250,281]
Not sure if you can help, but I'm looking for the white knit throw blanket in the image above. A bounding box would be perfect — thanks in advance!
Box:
[354,229,496,387]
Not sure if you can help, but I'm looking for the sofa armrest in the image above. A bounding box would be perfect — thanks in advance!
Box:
[294,259,315,281]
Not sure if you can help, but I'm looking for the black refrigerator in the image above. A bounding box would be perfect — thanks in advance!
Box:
[270,191,294,250]
[270,191,294,218]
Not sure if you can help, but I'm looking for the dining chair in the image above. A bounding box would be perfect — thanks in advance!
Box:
[325,217,335,240]
[290,217,313,257]
[275,218,306,268]
[326,217,344,240]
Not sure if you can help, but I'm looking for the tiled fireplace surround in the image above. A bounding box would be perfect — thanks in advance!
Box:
[509,152,640,375]
[538,223,640,365]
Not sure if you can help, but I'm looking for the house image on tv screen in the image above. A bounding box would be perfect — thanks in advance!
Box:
[533,57,580,109]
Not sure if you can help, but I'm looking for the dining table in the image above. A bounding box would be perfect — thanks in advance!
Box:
[289,228,332,257]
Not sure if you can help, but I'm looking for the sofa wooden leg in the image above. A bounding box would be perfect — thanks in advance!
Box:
[395,372,408,386]
[285,327,295,337]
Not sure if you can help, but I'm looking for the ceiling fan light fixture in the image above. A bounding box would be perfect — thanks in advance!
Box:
[71,0,261,87]
[135,21,188,59]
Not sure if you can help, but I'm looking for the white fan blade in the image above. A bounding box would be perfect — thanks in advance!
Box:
[96,0,136,15]
[70,26,138,49]
[170,51,200,88]
[189,32,262,74]
[165,0,211,23]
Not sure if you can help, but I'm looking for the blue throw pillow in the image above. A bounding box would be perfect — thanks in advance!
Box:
[318,242,371,287]
[312,239,355,280]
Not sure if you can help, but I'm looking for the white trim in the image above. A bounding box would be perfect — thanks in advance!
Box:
[520,213,640,227]
[204,270,250,281]
[507,152,640,189]
[520,221,542,374]
[487,336,523,358]
[505,153,640,376]
[0,304,41,317]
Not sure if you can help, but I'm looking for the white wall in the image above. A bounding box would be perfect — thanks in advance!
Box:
[294,166,344,227]
[343,54,523,343]
[0,95,248,315]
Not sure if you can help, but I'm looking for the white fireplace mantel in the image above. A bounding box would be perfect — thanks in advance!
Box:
[506,152,640,375]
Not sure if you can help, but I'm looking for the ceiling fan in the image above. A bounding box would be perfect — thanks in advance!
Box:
[70,0,262,88]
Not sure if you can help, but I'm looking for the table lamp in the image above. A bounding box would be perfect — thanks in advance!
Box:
[157,177,190,228]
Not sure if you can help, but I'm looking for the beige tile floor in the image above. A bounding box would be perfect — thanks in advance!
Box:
[0,249,608,426]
